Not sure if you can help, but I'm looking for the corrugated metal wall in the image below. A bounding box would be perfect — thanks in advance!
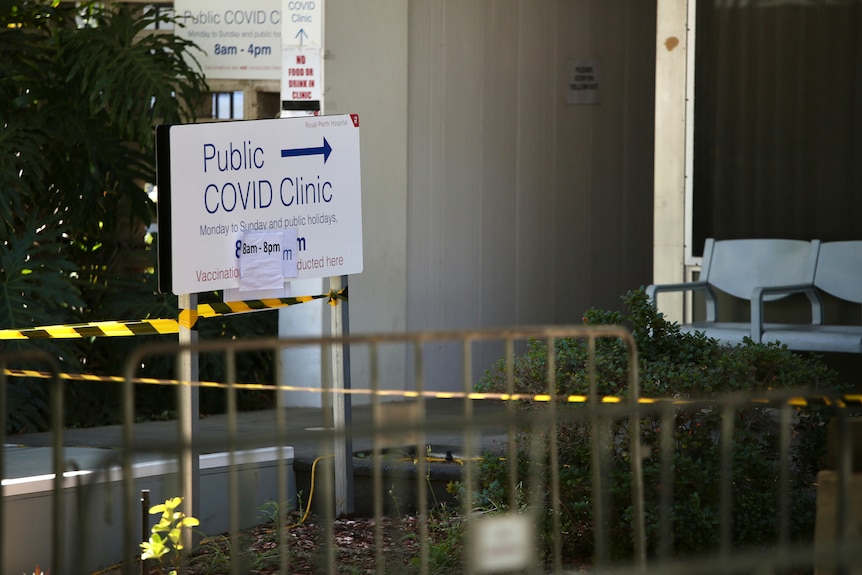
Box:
[406,0,656,389]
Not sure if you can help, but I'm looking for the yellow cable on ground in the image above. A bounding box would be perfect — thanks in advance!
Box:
[288,454,335,530]
[398,456,474,466]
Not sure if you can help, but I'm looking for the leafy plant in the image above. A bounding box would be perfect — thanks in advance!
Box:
[1,3,278,432]
[476,289,845,562]
[141,497,201,575]
[414,510,466,575]
[1,1,203,423]
[5,375,48,434]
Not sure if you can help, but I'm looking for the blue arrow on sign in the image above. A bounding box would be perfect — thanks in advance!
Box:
[281,138,332,164]
[295,28,308,46]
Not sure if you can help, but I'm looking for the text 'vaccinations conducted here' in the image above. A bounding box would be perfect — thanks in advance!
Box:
[157,114,363,295]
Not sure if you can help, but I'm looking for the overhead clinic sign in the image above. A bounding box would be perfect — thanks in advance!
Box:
[174,0,282,80]
[281,0,323,104]
[174,0,323,82]
[156,114,363,295]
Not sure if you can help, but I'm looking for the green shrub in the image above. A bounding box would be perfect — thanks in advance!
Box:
[476,289,844,561]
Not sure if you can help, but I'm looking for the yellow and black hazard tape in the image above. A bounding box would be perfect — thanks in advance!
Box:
[179,287,347,329]
[3,367,862,408]
[0,319,181,340]
[0,288,347,340]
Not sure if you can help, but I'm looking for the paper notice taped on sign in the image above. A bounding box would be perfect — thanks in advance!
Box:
[239,231,285,291]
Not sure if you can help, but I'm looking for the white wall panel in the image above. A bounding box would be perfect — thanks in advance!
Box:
[324,0,409,396]
[407,0,656,390]
[479,1,519,330]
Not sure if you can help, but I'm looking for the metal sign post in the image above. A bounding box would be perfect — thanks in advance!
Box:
[330,275,353,517]
[177,292,200,549]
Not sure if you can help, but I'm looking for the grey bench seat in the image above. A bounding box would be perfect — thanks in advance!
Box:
[758,324,862,354]
[647,239,862,353]
[670,321,760,346]
[757,241,862,353]
[646,238,822,346]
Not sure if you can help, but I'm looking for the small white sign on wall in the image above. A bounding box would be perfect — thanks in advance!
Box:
[566,59,601,105]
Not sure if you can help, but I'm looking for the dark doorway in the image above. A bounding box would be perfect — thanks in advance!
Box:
[693,0,862,257]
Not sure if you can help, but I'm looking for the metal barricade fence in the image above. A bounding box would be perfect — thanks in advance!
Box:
[2,326,860,575]
[1,350,65,575]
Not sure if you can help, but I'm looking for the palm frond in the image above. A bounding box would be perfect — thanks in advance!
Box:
[0,214,86,367]
[0,216,84,331]
[0,115,50,228]
[62,4,208,146]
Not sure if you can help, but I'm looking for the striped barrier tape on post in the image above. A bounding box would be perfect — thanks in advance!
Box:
[0,288,347,340]
[178,287,347,328]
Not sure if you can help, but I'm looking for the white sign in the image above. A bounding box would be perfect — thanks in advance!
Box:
[566,59,601,105]
[281,0,322,49]
[156,114,363,295]
[282,48,322,102]
[281,0,323,104]
[174,0,282,80]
